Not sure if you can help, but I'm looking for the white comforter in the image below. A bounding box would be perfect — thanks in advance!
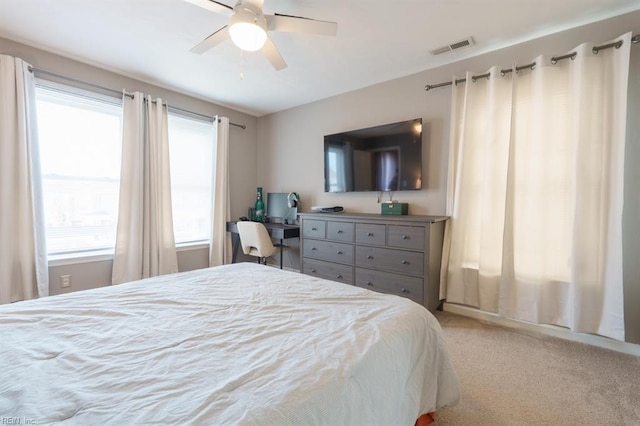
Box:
[0,263,460,425]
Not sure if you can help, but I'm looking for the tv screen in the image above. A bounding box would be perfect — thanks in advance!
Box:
[324,118,422,192]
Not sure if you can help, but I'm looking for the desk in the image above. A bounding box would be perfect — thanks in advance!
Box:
[226,221,300,268]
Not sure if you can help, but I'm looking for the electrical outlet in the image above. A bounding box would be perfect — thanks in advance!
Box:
[60,275,71,288]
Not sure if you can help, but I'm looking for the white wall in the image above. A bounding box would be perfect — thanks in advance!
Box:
[256,10,640,343]
[0,36,259,293]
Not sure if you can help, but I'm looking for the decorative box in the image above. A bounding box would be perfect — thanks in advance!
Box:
[381,202,408,215]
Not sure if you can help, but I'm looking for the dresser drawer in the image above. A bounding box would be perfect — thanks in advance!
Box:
[327,221,354,242]
[355,223,386,246]
[303,258,353,284]
[303,239,353,264]
[355,268,423,304]
[355,246,423,276]
[303,219,326,239]
[388,225,425,250]
[298,212,447,313]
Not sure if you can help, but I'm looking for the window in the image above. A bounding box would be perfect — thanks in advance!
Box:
[36,84,123,256]
[168,113,214,244]
[36,83,214,255]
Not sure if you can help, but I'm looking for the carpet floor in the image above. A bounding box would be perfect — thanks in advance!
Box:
[434,311,640,425]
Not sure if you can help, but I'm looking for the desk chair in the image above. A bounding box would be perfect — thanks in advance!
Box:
[236,221,278,266]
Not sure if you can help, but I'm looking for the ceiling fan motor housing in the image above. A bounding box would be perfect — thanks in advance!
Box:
[229,1,268,51]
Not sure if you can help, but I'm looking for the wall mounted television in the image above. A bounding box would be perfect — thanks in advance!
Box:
[324,118,422,192]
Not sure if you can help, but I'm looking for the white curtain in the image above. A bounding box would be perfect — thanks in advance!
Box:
[112,92,178,284]
[442,33,631,341]
[0,55,48,304]
[209,116,231,267]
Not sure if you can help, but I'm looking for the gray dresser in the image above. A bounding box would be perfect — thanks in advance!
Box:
[299,212,447,312]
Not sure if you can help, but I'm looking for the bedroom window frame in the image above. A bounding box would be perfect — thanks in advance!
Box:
[35,80,124,261]
[36,80,215,264]
[167,110,215,246]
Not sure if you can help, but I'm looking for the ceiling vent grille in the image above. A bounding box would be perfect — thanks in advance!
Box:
[430,37,475,56]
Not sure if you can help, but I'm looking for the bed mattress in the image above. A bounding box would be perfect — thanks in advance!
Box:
[0,263,460,424]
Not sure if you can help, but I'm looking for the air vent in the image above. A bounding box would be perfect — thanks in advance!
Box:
[429,37,475,56]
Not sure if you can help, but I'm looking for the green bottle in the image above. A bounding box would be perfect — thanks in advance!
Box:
[255,187,265,222]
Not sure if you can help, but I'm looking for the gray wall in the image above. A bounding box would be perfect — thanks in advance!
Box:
[0,36,259,293]
[48,248,209,295]
[256,10,640,343]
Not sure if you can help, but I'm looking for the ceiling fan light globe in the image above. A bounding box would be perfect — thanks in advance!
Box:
[229,22,267,51]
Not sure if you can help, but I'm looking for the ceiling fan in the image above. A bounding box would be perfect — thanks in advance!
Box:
[185,0,338,70]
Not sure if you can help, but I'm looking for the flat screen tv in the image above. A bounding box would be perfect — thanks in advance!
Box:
[324,118,422,192]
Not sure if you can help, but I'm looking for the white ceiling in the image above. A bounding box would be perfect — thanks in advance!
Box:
[1,0,639,117]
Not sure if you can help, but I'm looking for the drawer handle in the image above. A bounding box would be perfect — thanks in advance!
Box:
[311,247,317,251]
[337,250,343,255]
[367,255,373,260]
[366,281,373,286]
[401,260,409,265]
[401,288,410,294]
[311,269,317,273]
[336,274,343,279]
[401,235,408,240]
[367,232,373,237]
[337,230,343,234]
[312,227,317,231]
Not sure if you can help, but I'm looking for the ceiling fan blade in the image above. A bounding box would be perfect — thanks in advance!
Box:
[266,14,337,36]
[184,0,234,16]
[261,37,287,71]
[190,26,230,54]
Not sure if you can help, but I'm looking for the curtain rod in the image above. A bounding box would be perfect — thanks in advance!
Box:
[122,91,246,129]
[424,33,640,92]
[27,66,246,129]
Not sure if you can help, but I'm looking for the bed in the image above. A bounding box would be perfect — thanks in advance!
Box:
[0,263,460,424]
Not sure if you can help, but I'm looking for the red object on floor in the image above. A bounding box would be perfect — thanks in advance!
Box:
[415,412,436,425]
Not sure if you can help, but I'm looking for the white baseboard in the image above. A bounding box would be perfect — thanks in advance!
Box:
[443,303,640,357]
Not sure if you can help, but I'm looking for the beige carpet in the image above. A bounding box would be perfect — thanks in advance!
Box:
[434,311,640,425]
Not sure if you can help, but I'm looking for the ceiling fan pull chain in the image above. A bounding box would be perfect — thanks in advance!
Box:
[240,49,244,80]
